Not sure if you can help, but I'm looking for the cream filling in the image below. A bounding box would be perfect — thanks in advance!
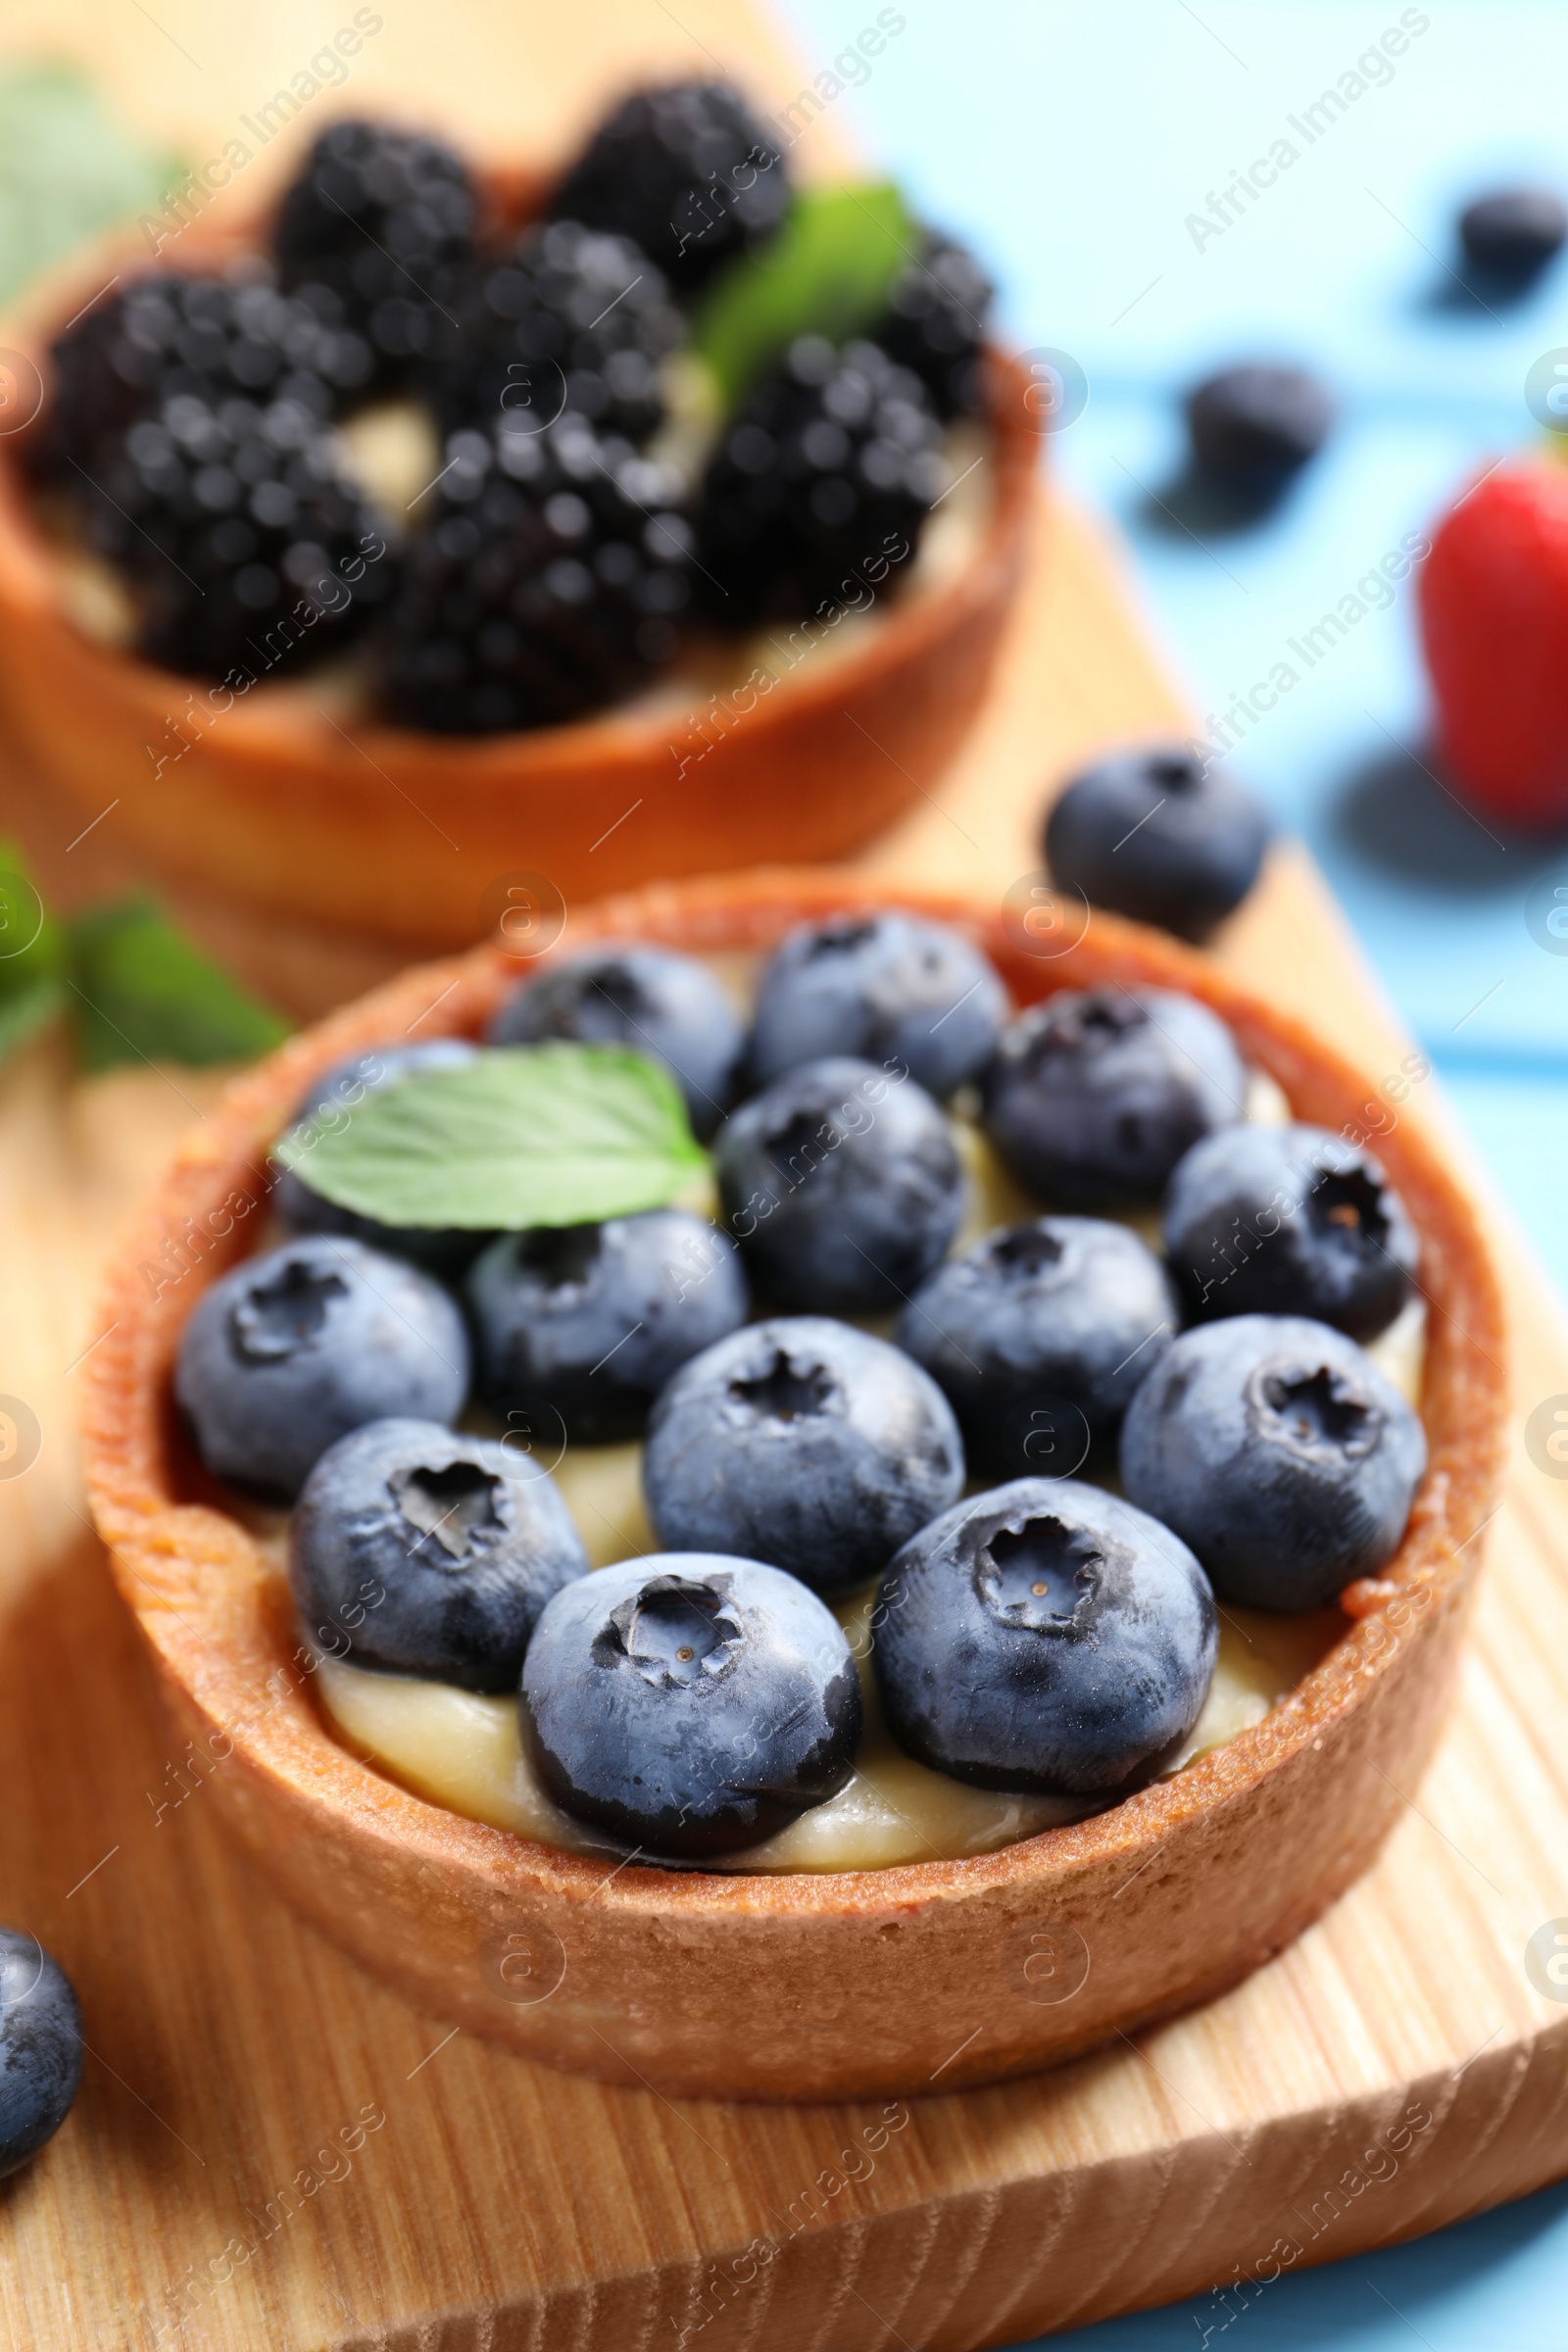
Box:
[311,1107,1426,1875]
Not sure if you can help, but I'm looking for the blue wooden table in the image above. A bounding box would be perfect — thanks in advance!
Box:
[781,0,1568,2338]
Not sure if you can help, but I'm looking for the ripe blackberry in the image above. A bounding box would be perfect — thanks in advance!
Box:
[693,336,947,625]
[548,81,788,291]
[879,234,994,420]
[75,389,390,680]
[425,219,685,442]
[372,416,692,733]
[273,119,478,379]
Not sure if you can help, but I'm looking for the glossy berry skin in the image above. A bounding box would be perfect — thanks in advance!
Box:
[290,1419,587,1692]
[175,1235,468,1503]
[276,1037,484,1278]
[0,1930,82,2178]
[643,1317,963,1595]
[466,1210,748,1444]
[981,987,1246,1210]
[1043,746,1268,944]
[1163,1123,1418,1342]
[748,912,1007,1100]
[1458,188,1567,286]
[873,1478,1215,1797]
[879,234,994,420]
[1120,1315,1427,1611]
[1419,460,1568,826]
[489,944,744,1139]
[521,1554,861,1857]
[1185,364,1334,501]
[547,81,790,291]
[715,1054,964,1314]
[900,1217,1178,1479]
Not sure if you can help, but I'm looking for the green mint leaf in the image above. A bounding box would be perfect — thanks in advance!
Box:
[693,181,918,408]
[0,846,66,1068]
[274,1043,708,1230]
[0,65,182,309]
[67,898,291,1072]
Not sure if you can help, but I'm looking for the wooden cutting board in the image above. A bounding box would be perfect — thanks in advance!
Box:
[2,7,1567,2350]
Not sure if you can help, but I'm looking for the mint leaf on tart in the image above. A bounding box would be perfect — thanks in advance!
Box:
[68,898,291,1073]
[275,1043,708,1230]
[693,181,917,408]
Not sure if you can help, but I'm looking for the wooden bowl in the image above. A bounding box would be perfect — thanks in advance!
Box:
[80,870,1506,2103]
[0,180,1038,955]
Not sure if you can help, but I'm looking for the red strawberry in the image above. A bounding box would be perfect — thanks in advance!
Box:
[1419,455,1568,824]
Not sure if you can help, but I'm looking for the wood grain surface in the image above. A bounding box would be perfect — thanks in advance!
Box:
[0,5,1565,2349]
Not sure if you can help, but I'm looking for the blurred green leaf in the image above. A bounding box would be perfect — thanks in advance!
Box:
[0,63,182,309]
[67,899,290,1073]
[0,842,66,1065]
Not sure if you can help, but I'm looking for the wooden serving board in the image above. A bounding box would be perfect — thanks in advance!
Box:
[2,7,1567,2350]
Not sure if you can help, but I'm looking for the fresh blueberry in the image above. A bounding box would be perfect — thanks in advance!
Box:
[873,1478,1215,1797]
[1120,1315,1428,1611]
[715,1054,964,1313]
[1163,1123,1418,1342]
[1043,745,1268,944]
[175,1235,469,1502]
[1185,364,1334,503]
[466,1209,748,1444]
[643,1317,963,1595]
[487,945,744,1140]
[981,987,1246,1209]
[900,1216,1178,1479]
[275,1038,486,1279]
[290,1418,588,1691]
[1458,187,1566,288]
[521,1554,861,1857]
[749,912,1007,1099]
[0,1929,82,2177]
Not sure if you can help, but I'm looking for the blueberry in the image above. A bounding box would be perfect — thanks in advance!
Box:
[1458,187,1566,287]
[1185,364,1334,503]
[715,1054,964,1313]
[900,1216,1178,1479]
[749,912,1007,1098]
[1163,1123,1418,1341]
[643,1317,963,1595]
[466,1209,748,1444]
[1121,1315,1426,1612]
[981,987,1246,1209]
[175,1235,469,1502]
[275,1038,487,1278]
[521,1554,861,1857]
[1043,745,1268,944]
[290,1418,587,1691]
[487,946,744,1140]
[873,1478,1215,1797]
[0,1930,81,2177]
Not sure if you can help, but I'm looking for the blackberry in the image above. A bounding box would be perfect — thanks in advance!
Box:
[372,415,692,733]
[692,335,947,625]
[273,119,478,380]
[548,80,788,292]
[425,219,685,442]
[879,234,994,420]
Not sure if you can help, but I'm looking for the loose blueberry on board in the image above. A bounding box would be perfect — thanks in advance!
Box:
[1120,1315,1428,1611]
[981,987,1246,1210]
[275,1038,485,1279]
[900,1216,1179,1479]
[1457,187,1567,288]
[873,1478,1216,1797]
[466,1209,748,1445]
[714,1054,965,1314]
[0,1929,81,2178]
[748,912,1007,1100]
[1043,745,1268,944]
[290,1419,588,1692]
[520,1554,861,1858]
[488,944,744,1140]
[643,1316,964,1595]
[175,1235,469,1504]
[1163,1123,1419,1341]
[1184,364,1334,505]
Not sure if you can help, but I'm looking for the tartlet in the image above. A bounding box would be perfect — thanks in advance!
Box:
[0,172,1036,955]
[81,870,1506,2102]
